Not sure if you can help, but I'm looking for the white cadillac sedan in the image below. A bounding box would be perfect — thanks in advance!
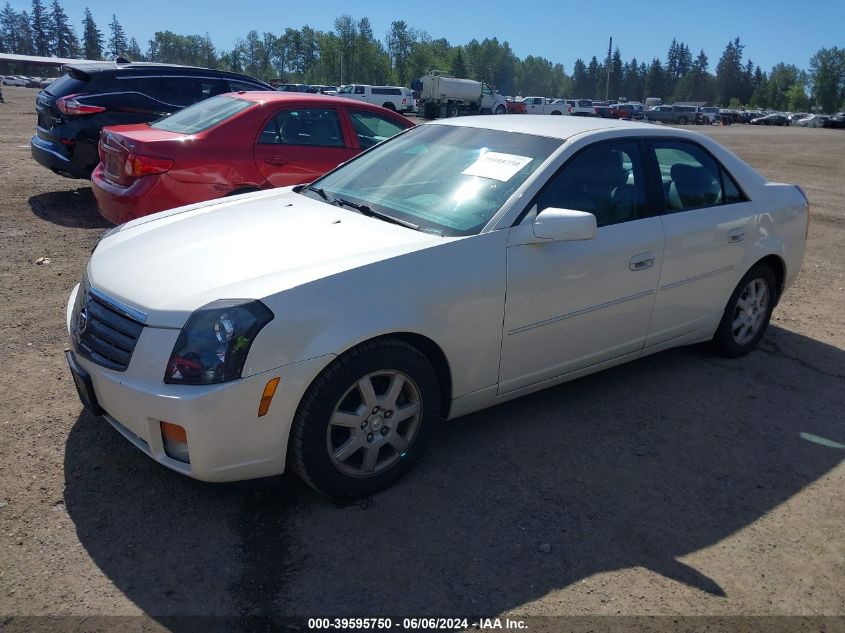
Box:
[65,116,808,498]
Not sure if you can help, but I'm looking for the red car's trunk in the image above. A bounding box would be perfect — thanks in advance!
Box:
[98,126,181,187]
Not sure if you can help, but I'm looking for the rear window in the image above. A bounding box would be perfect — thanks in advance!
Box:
[45,72,89,97]
[150,95,253,134]
[372,87,401,95]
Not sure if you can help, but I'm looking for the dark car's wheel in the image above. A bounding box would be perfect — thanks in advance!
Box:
[495,104,507,114]
[382,102,396,111]
[677,116,688,125]
[289,338,440,498]
[711,264,777,358]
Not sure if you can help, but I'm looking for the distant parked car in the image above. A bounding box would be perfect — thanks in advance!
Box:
[645,105,696,125]
[610,103,642,120]
[31,61,274,179]
[2,75,28,86]
[822,113,845,129]
[310,85,338,95]
[337,84,410,112]
[793,114,828,128]
[697,107,721,124]
[750,113,789,126]
[91,92,414,224]
[506,97,526,114]
[277,83,313,93]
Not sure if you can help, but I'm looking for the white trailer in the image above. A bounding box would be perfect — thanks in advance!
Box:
[416,70,507,119]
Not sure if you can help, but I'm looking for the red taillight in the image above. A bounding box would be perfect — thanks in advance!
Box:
[56,93,106,116]
[568,106,572,113]
[124,153,174,178]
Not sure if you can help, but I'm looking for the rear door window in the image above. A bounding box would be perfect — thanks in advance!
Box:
[348,110,407,149]
[259,108,345,147]
[159,77,228,109]
[650,139,747,211]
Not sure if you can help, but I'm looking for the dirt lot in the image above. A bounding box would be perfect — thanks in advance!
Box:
[0,85,843,626]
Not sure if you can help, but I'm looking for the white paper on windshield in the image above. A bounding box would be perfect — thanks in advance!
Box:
[461,152,533,182]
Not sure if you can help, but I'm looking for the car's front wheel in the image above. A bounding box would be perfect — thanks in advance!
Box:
[711,265,777,357]
[289,338,440,498]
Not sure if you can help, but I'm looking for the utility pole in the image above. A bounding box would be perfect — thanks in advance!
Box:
[605,36,612,101]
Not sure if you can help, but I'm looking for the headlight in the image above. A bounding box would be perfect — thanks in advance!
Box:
[164,299,274,385]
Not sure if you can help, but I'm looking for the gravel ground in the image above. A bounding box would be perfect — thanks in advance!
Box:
[0,86,843,626]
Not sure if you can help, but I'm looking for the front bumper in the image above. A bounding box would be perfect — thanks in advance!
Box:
[65,284,332,482]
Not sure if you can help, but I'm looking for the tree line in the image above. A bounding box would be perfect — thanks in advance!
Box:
[1,1,844,112]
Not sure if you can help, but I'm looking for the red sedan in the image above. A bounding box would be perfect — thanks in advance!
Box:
[91,92,414,224]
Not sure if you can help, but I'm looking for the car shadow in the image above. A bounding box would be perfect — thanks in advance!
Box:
[63,325,845,621]
[29,187,111,229]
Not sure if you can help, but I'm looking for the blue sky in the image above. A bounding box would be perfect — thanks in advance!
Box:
[35,1,845,73]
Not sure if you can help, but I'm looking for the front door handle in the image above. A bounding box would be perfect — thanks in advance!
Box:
[727,228,745,243]
[264,157,288,166]
[629,253,656,271]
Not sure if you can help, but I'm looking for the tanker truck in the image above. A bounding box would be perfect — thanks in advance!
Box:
[413,70,508,119]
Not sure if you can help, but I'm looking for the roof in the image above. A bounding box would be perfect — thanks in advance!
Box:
[234,92,415,117]
[429,114,657,140]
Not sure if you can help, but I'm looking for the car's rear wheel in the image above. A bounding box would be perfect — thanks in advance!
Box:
[495,104,506,114]
[382,102,396,111]
[677,116,688,125]
[551,110,562,115]
[289,338,440,498]
[711,265,777,357]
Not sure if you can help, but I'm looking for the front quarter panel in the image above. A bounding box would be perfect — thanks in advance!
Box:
[245,231,509,399]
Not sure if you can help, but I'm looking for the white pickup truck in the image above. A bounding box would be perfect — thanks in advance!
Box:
[522,97,571,115]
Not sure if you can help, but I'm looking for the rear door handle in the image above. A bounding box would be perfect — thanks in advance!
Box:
[727,228,745,243]
[264,158,288,166]
[629,252,656,271]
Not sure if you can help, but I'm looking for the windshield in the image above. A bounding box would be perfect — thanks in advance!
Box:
[303,124,560,237]
[150,95,253,134]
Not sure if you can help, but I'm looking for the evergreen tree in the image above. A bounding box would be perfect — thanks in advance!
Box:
[127,36,143,61]
[450,47,467,78]
[715,37,745,105]
[1,3,21,52]
[108,13,127,58]
[571,58,589,97]
[48,0,76,57]
[81,7,103,60]
[644,57,666,98]
[30,0,49,55]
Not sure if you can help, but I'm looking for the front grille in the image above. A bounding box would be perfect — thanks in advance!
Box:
[73,287,146,372]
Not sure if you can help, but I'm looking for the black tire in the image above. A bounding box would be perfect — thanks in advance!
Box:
[382,102,396,111]
[288,337,441,498]
[551,110,562,115]
[711,264,777,358]
[447,104,460,118]
[677,116,688,125]
[495,104,506,115]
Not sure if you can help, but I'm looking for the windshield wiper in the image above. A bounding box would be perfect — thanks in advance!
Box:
[333,197,420,231]
[304,184,333,203]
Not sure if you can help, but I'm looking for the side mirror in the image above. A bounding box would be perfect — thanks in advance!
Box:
[533,208,597,242]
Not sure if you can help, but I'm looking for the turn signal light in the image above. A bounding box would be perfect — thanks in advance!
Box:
[258,377,281,417]
[160,421,190,463]
[124,153,174,178]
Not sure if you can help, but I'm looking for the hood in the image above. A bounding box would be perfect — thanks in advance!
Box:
[87,189,445,327]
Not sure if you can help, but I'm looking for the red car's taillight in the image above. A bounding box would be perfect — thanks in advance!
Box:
[56,93,106,116]
[124,153,174,178]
